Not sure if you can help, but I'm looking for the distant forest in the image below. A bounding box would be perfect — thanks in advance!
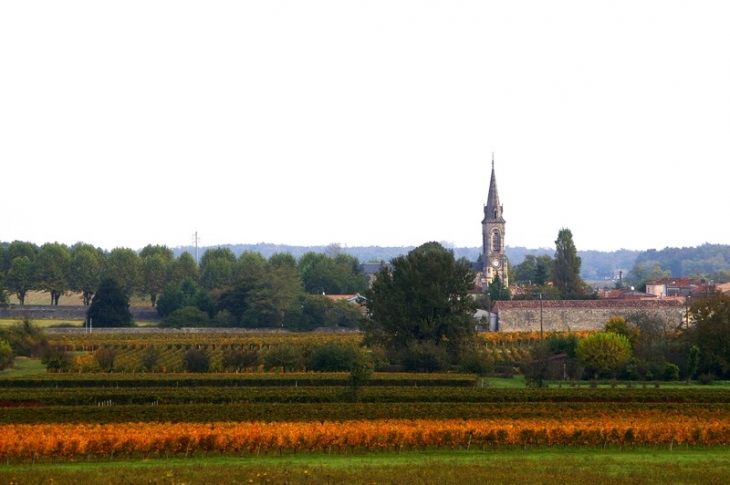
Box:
[171,243,730,281]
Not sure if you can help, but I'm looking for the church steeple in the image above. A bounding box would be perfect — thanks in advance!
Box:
[482,154,504,224]
[481,154,508,288]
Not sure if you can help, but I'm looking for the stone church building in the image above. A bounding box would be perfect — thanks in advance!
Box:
[479,157,508,288]
[479,157,683,332]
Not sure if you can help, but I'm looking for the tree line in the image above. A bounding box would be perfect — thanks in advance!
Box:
[0,241,369,330]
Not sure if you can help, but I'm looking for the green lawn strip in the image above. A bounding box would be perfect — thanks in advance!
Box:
[0,319,85,328]
[1,449,729,485]
[481,376,528,388]
[0,357,46,377]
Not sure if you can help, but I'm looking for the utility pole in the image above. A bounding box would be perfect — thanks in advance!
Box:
[539,292,544,341]
[192,231,201,264]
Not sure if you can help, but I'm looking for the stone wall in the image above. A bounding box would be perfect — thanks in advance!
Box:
[493,300,684,332]
[0,305,159,322]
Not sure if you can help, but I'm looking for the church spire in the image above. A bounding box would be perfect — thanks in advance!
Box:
[483,155,504,223]
[481,154,508,288]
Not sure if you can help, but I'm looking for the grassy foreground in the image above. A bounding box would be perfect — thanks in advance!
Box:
[1,449,730,484]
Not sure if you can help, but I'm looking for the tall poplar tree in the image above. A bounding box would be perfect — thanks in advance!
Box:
[552,228,584,298]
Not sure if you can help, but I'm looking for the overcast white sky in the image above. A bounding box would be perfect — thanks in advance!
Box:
[1,1,728,253]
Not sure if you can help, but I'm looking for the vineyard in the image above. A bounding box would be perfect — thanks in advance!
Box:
[41,330,570,373]
[2,330,730,467]
[4,413,730,460]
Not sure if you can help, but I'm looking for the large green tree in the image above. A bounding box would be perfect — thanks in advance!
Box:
[241,258,304,328]
[687,293,730,378]
[235,251,267,285]
[6,256,34,305]
[199,248,236,290]
[103,248,142,297]
[298,251,368,295]
[512,254,553,286]
[168,252,199,285]
[362,242,477,359]
[34,242,71,305]
[487,274,511,304]
[156,277,213,318]
[625,261,671,291]
[576,331,632,378]
[2,241,38,272]
[68,244,105,305]
[0,272,7,308]
[3,241,39,305]
[552,228,584,298]
[139,245,174,306]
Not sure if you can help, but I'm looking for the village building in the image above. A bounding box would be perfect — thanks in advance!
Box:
[477,157,684,332]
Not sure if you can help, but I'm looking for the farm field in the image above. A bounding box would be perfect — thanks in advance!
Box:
[2,449,730,484]
[6,290,152,307]
[2,330,730,484]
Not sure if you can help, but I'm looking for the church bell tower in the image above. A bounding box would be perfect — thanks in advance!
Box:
[482,155,508,287]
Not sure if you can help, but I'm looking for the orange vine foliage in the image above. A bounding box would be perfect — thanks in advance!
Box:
[478,331,595,345]
[2,413,729,459]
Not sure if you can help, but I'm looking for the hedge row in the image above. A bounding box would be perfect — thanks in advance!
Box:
[0,372,478,388]
[3,401,729,425]
[3,386,730,407]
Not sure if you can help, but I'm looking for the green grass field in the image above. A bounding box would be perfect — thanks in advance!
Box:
[0,356,46,376]
[0,318,85,328]
[0,318,160,329]
[6,290,152,307]
[1,449,729,484]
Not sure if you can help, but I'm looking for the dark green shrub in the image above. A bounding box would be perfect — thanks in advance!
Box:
[307,343,356,372]
[458,350,493,376]
[0,319,48,357]
[182,348,211,373]
[161,306,210,328]
[698,373,715,385]
[212,310,236,327]
[546,333,579,358]
[94,347,116,372]
[263,344,305,372]
[663,363,680,381]
[349,351,374,401]
[399,341,450,373]
[87,279,134,327]
[41,347,71,371]
[141,346,161,371]
[0,339,13,370]
[222,347,260,371]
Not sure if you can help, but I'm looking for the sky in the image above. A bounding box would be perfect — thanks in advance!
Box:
[1,1,728,253]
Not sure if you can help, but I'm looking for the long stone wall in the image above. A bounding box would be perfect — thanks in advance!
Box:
[0,305,159,322]
[493,300,684,332]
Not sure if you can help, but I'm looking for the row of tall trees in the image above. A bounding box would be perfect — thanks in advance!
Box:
[0,240,371,331]
[0,241,369,308]
[0,241,198,306]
